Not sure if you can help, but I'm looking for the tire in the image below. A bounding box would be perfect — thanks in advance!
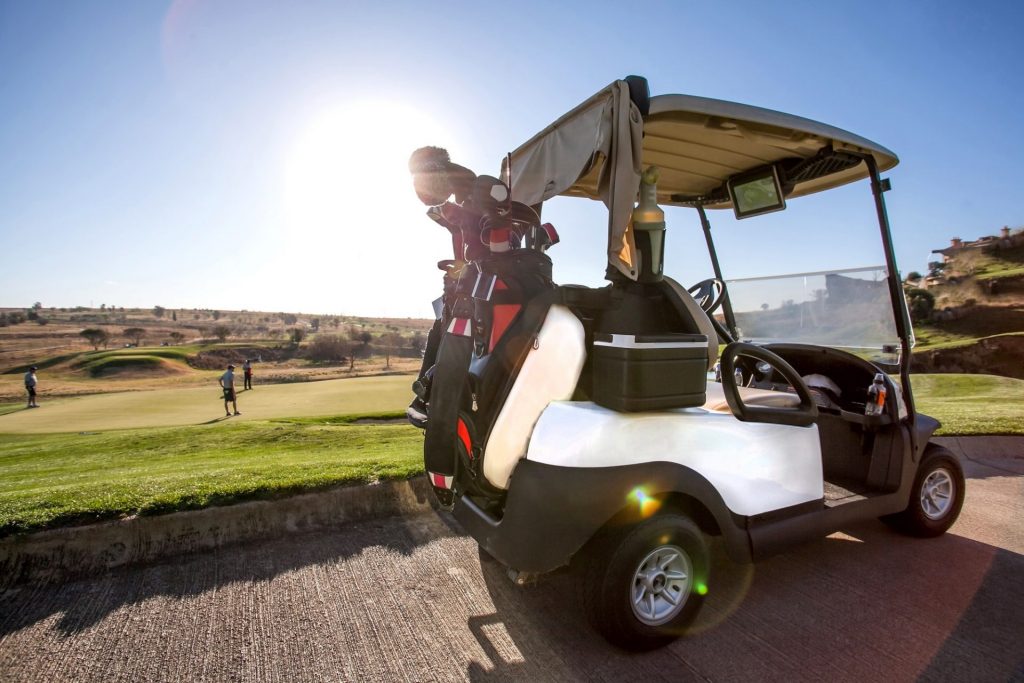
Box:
[883,444,965,537]
[579,514,708,650]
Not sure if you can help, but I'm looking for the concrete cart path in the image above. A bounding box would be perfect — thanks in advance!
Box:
[1,449,1021,682]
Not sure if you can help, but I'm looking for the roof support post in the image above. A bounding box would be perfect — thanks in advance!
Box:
[697,205,738,340]
[862,155,917,424]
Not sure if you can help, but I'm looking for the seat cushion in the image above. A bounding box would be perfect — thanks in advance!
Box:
[703,381,801,413]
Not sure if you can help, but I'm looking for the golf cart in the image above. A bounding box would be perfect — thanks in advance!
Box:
[406,76,964,650]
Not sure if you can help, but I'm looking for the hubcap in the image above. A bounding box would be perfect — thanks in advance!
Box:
[920,468,955,520]
[630,544,692,626]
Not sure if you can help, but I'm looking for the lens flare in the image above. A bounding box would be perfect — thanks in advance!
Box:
[629,487,662,518]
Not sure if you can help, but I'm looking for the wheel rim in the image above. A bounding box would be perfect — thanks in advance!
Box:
[630,544,692,626]
[920,467,955,520]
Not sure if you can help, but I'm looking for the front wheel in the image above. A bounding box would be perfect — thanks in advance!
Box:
[883,444,965,537]
[579,514,708,650]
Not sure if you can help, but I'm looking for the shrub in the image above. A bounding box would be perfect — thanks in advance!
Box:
[906,288,935,322]
[306,334,348,362]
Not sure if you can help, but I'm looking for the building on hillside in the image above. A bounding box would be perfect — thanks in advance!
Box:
[932,226,1024,263]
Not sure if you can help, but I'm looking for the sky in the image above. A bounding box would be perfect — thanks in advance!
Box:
[1,0,1022,318]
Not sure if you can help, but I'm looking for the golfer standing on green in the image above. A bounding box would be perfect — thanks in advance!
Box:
[219,364,240,417]
[24,365,39,408]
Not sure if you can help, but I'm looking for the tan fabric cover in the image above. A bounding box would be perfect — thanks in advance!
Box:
[502,80,643,280]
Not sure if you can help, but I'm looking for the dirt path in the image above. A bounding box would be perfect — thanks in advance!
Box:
[1,454,1021,681]
[0,374,413,434]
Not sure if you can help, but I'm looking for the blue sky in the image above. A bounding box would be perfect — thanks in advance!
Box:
[1,1,1021,317]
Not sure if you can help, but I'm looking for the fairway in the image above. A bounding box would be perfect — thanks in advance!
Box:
[0,374,414,434]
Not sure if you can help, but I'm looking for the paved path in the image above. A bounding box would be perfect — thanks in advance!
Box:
[1,452,1022,682]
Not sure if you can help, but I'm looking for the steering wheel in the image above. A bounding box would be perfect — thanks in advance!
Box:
[719,342,818,427]
[687,278,726,314]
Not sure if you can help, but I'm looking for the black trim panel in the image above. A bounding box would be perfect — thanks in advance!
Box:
[452,459,755,573]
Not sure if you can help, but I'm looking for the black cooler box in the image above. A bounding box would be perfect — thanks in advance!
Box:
[592,333,708,412]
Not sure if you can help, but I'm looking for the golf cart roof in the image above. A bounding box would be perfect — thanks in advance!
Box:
[500,78,899,279]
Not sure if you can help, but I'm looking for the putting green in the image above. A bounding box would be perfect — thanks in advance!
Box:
[0,375,414,434]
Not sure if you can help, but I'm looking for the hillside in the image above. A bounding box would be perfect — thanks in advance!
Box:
[909,226,1024,378]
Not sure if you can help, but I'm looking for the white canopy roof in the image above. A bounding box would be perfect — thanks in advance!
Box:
[501,79,899,280]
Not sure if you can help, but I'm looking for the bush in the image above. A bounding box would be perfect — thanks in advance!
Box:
[906,288,935,322]
[306,334,349,362]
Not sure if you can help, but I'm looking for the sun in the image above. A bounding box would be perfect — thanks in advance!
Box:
[283,100,454,247]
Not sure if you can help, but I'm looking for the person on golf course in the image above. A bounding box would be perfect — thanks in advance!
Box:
[219,364,240,417]
[243,358,253,390]
[24,365,39,408]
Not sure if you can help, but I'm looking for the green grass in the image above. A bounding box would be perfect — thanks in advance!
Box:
[0,403,24,417]
[74,347,194,365]
[913,373,1024,435]
[913,329,1024,351]
[78,354,172,376]
[971,245,1024,280]
[0,417,424,536]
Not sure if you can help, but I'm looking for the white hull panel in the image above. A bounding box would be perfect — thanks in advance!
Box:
[525,401,823,517]
[483,305,586,489]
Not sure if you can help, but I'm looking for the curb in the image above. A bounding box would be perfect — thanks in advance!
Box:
[0,477,435,589]
[932,435,1024,461]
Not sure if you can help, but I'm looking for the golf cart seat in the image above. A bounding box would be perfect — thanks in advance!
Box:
[703,381,802,413]
[663,276,718,370]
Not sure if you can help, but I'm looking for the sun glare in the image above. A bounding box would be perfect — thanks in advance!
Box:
[284,100,452,246]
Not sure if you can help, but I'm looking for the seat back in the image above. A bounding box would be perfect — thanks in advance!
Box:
[662,276,719,370]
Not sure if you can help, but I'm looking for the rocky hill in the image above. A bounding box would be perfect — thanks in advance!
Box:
[908,225,1024,378]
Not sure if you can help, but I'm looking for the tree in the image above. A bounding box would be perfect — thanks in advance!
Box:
[153,305,166,318]
[123,327,145,346]
[6,311,25,325]
[410,332,425,352]
[171,310,177,321]
[168,331,186,345]
[310,318,320,332]
[212,310,221,321]
[380,332,405,368]
[80,328,109,350]
[906,271,922,282]
[289,327,307,344]
[905,288,935,323]
[31,302,42,310]
[212,325,232,342]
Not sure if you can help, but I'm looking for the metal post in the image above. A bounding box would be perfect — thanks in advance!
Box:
[697,205,738,339]
[862,155,917,422]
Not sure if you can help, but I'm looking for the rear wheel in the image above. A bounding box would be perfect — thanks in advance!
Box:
[580,514,708,650]
[883,444,965,537]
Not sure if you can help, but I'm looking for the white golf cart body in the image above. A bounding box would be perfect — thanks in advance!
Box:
[450,79,943,577]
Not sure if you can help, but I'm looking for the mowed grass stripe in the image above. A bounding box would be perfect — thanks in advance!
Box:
[914,373,1024,435]
[0,374,414,434]
[0,418,424,535]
